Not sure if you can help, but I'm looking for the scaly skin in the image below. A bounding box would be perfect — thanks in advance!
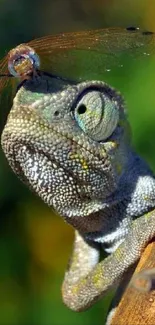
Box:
[1,74,155,318]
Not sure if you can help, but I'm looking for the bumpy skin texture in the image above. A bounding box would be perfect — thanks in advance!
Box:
[1,74,155,315]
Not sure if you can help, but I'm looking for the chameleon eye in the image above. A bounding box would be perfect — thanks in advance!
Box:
[74,89,119,141]
[8,45,40,79]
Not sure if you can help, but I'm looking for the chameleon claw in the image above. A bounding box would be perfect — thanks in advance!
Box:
[131,268,155,292]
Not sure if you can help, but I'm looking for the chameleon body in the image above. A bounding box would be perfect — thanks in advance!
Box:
[1,73,155,316]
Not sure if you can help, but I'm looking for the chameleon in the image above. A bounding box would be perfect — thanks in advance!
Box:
[1,27,155,322]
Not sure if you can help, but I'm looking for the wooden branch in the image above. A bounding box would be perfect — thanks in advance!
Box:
[110,240,155,325]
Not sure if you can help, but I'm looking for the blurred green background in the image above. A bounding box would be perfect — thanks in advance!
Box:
[0,0,155,324]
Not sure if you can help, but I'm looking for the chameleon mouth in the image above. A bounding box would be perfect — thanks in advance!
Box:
[1,104,110,181]
[2,123,115,211]
[9,141,107,217]
[14,142,99,193]
[1,104,118,211]
[2,135,92,199]
[1,112,120,219]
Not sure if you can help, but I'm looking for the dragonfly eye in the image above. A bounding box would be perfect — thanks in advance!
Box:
[8,47,40,78]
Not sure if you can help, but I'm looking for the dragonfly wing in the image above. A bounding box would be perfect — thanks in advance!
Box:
[29,27,155,80]
[0,27,155,115]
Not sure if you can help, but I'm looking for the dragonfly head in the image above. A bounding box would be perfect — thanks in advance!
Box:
[8,44,40,80]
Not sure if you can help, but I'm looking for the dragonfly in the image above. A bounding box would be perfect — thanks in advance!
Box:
[0,26,155,112]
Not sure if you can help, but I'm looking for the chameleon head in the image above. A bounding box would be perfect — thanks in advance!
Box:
[8,44,40,80]
[1,74,130,220]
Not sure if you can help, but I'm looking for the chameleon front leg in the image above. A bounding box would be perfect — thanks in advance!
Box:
[62,210,155,312]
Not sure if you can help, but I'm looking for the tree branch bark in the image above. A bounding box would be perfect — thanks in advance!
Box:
[110,240,155,325]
